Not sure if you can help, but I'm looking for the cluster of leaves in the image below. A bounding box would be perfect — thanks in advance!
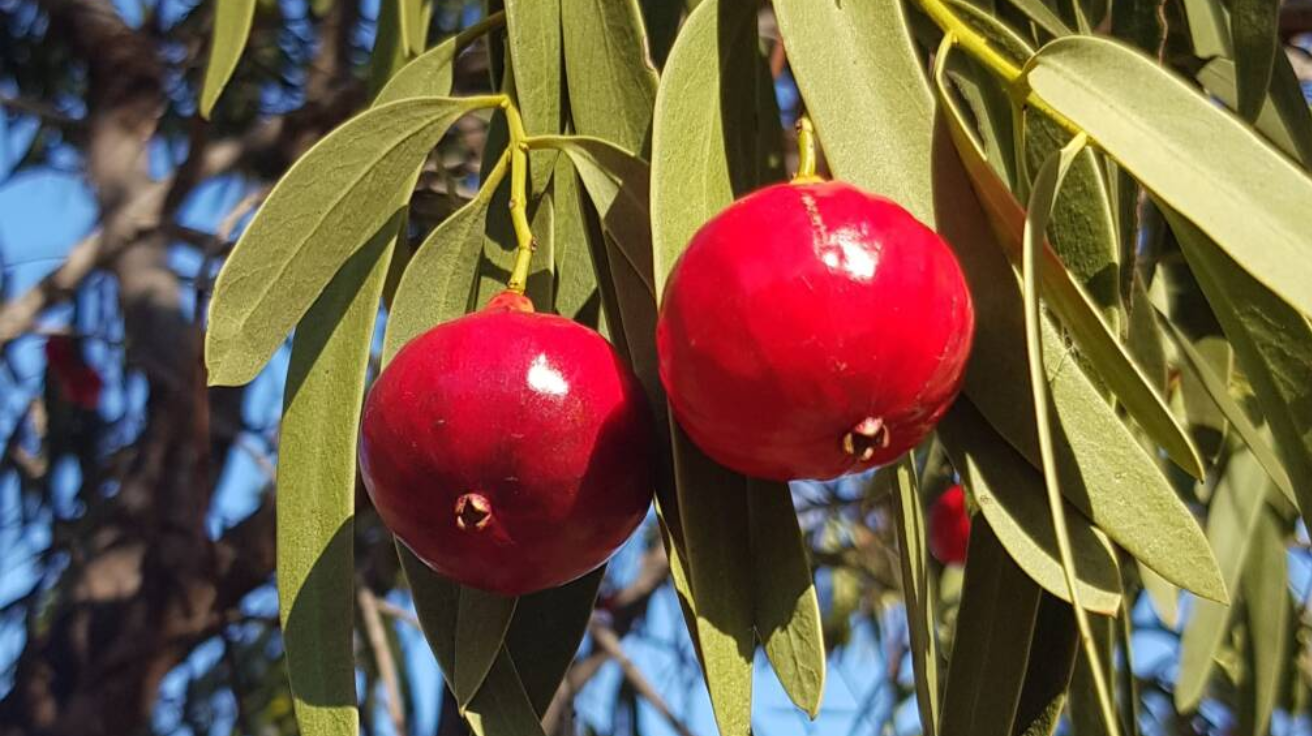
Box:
[200,0,1312,735]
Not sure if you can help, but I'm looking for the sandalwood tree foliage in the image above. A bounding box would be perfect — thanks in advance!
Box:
[1,1,1312,736]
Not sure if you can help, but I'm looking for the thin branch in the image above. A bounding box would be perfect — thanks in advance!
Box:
[588,619,698,736]
[359,588,407,736]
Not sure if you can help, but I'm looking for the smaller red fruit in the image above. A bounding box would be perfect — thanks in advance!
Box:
[359,292,655,596]
[45,336,103,411]
[928,484,971,565]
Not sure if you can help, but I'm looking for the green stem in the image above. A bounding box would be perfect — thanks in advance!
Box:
[918,0,1080,135]
[502,99,536,295]
[793,115,823,183]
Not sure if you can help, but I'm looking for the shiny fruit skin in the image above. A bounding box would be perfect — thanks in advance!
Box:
[929,484,971,565]
[359,292,655,596]
[656,180,974,481]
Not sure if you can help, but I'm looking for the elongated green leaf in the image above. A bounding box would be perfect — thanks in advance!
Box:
[939,399,1123,614]
[935,53,1203,480]
[1182,0,1233,58]
[1239,509,1289,736]
[503,568,605,714]
[369,0,409,98]
[453,589,517,709]
[774,0,935,221]
[1023,36,1312,317]
[206,96,496,386]
[505,0,562,137]
[1176,449,1269,711]
[1266,51,1312,167]
[278,227,395,736]
[1167,210,1312,529]
[549,157,600,322]
[1068,612,1118,736]
[1159,315,1296,506]
[199,0,257,118]
[747,479,825,718]
[561,0,657,153]
[1196,58,1312,166]
[890,458,940,736]
[401,0,425,56]
[1007,0,1074,37]
[376,14,505,105]
[382,180,500,362]
[671,426,754,736]
[939,519,1042,736]
[1139,564,1180,630]
[651,0,761,298]
[399,550,547,736]
[1230,0,1279,120]
[1014,596,1080,736]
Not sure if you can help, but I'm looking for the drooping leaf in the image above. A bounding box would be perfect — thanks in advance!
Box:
[1180,0,1233,58]
[1196,55,1312,168]
[1006,0,1074,38]
[774,0,936,221]
[206,96,498,386]
[453,589,518,709]
[1176,449,1270,711]
[400,0,426,56]
[1013,596,1080,736]
[561,0,657,153]
[505,0,562,136]
[1239,509,1290,736]
[934,48,1204,480]
[376,14,505,105]
[278,227,395,736]
[939,519,1043,736]
[549,157,601,322]
[369,0,409,98]
[671,426,755,736]
[748,479,825,718]
[503,568,605,715]
[1230,0,1280,120]
[462,652,547,736]
[1023,36,1312,317]
[1067,612,1119,736]
[1159,315,1296,506]
[939,399,1123,615]
[382,159,506,363]
[199,0,257,118]
[1167,210,1312,529]
[889,457,940,736]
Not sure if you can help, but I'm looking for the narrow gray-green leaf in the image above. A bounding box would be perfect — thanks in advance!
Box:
[463,651,548,736]
[200,0,257,118]
[398,546,459,679]
[549,156,601,322]
[1006,0,1074,37]
[1159,315,1296,506]
[1196,57,1312,166]
[368,0,409,99]
[939,519,1042,736]
[1139,564,1180,630]
[561,0,657,153]
[505,0,562,137]
[1239,509,1289,736]
[1014,596,1080,736]
[278,229,394,736]
[939,399,1123,615]
[774,0,935,221]
[890,458,940,736]
[453,589,517,709]
[670,426,754,736]
[206,96,496,386]
[1176,449,1269,711]
[1168,209,1312,529]
[651,0,761,299]
[382,159,505,363]
[1230,0,1279,120]
[504,568,605,715]
[1024,36,1312,317]
[935,54,1204,480]
[401,0,425,56]
[1181,0,1233,58]
[1068,612,1118,736]
[748,479,825,718]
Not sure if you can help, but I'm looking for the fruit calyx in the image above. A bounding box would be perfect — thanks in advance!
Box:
[841,417,890,463]
[454,492,493,532]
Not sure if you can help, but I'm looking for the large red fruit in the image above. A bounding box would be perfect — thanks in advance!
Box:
[359,292,655,596]
[929,484,971,565]
[657,181,974,481]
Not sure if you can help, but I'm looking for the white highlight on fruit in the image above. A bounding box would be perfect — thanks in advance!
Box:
[820,226,878,282]
[527,354,570,396]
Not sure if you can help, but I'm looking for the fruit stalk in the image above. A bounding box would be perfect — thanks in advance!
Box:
[503,99,537,294]
[793,115,822,184]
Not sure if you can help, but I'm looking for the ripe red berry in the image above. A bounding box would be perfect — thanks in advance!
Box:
[656,181,974,481]
[45,335,103,411]
[929,484,971,565]
[359,292,655,596]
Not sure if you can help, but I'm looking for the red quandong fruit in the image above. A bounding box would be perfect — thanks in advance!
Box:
[929,484,971,565]
[359,291,655,596]
[657,180,974,481]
